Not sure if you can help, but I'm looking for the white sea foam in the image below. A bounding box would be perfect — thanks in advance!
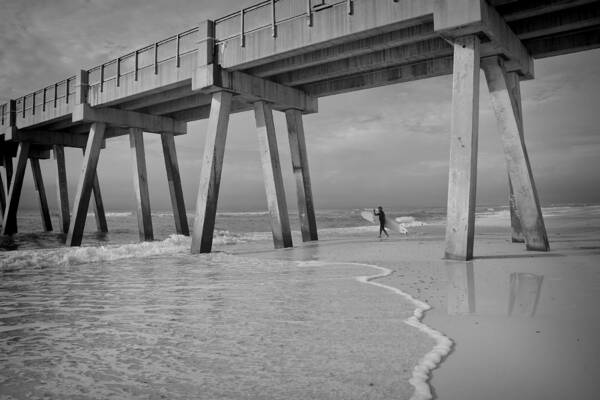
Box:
[475,209,511,226]
[395,216,426,227]
[319,225,379,235]
[0,231,272,272]
[85,212,133,217]
[297,261,453,400]
[151,212,174,217]
[217,211,270,217]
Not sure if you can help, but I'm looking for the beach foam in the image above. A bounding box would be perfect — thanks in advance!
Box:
[0,231,272,272]
[395,216,427,227]
[298,261,453,400]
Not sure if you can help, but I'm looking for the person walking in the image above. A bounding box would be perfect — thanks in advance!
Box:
[374,206,389,238]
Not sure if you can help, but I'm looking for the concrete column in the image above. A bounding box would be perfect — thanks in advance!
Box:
[0,172,5,222]
[191,91,232,254]
[91,172,108,233]
[161,133,189,236]
[255,101,293,249]
[53,145,70,234]
[129,128,154,241]
[80,147,108,233]
[508,178,524,243]
[66,122,106,246]
[505,72,525,243]
[482,57,549,252]
[285,109,318,242]
[0,155,13,217]
[445,35,480,261]
[30,158,53,232]
[1,142,31,235]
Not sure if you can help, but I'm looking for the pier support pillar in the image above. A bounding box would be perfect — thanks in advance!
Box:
[54,145,70,234]
[30,158,53,232]
[285,109,318,242]
[129,128,154,241]
[91,171,108,233]
[191,91,232,254]
[66,122,106,246]
[504,72,526,243]
[1,142,31,235]
[0,173,4,222]
[508,178,524,243]
[79,148,108,233]
[482,57,549,252]
[0,155,14,223]
[254,101,293,249]
[445,35,480,261]
[161,133,189,236]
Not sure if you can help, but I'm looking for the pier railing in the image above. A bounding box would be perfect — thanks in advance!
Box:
[1,26,201,128]
[86,27,199,92]
[1,0,356,128]
[214,0,353,45]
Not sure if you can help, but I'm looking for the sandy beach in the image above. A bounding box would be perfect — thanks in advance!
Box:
[239,220,600,399]
[1,207,599,399]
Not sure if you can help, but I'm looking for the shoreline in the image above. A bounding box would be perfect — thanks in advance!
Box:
[2,208,600,399]
[240,221,600,399]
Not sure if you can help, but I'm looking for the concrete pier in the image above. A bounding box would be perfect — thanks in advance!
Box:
[1,0,599,256]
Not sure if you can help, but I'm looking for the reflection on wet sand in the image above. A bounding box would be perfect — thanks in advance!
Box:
[446,261,544,318]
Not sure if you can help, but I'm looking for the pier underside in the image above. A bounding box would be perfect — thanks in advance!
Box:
[1,0,599,259]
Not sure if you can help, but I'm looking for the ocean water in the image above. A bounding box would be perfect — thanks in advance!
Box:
[1,204,599,399]
[0,207,443,253]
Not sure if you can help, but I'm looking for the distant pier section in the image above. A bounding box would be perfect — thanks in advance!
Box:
[1,0,599,259]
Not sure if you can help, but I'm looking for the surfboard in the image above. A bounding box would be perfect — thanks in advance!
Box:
[361,210,408,234]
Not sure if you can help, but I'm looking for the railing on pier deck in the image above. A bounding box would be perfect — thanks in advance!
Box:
[2,0,361,130]
[214,0,353,45]
[7,27,200,129]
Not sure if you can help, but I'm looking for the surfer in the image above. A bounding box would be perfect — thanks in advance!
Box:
[373,206,389,238]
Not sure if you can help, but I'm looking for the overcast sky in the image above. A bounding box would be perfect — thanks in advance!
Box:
[2,0,600,213]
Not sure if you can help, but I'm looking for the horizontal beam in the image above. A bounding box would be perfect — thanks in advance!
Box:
[510,3,600,40]
[6,130,101,148]
[29,146,52,160]
[72,104,187,135]
[499,0,598,22]
[271,38,452,87]
[167,97,250,122]
[301,56,454,97]
[193,65,317,113]
[118,85,193,111]
[141,93,212,116]
[488,0,519,6]
[524,27,600,58]
[245,22,438,78]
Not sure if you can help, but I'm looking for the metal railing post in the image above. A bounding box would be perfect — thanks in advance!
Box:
[240,9,245,47]
[100,64,105,92]
[154,42,158,75]
[176,34,181,68]
[306,0,313,27]
[116,58,121,87]
[271,0,277,37]
[135,50,139,81]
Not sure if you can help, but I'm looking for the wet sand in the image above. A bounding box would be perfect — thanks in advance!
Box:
[243,222,600,399]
